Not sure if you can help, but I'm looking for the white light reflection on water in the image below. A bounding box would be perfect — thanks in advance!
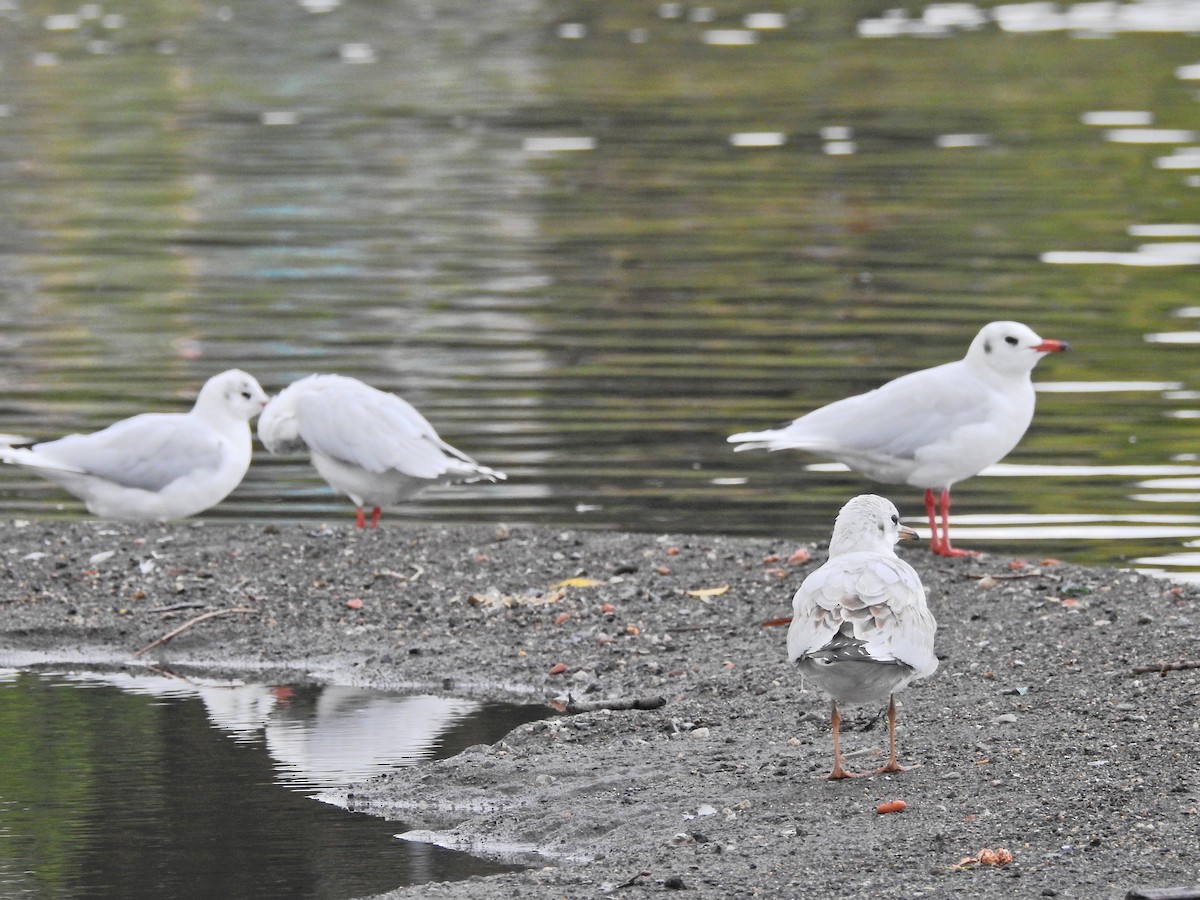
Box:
[861,2,1200,37]
[743,13,787,30]
[925,518,1200,542]
[1127,224,1200,237]
[935,133,991,148]
[521,136,596,153]
[729,132,787,148]
[1043,246,1200,265]
[1105,128,1196,143]
[807,462,1200,479]
[1133,548,1200,582]
[1032,381,1183,393]
[1154,147,1200,168]
[901,511,1200,572]
[803,462,1200,550]
[702,29,758,45]
[1081,110,1154,126]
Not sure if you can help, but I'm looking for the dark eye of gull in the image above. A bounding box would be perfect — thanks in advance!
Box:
[1005,335,1019,346]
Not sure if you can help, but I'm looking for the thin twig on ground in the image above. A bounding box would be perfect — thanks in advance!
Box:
[616,870,652,889]
[146,602,208,614]
[133,607,259,657]
[960,570,1062,582]
[1132,659,1200,675]
[565,695,666,714]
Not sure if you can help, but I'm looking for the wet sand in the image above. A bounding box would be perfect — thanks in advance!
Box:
[1,519,1198,899]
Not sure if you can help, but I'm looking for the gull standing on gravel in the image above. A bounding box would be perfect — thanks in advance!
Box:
[789,494,937,779]
[728,321,1070,556]
[0,369,268,521]
[257,374,506,528]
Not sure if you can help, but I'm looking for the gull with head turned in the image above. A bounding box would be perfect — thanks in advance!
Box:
[729,320,1070,556]
[789,494,937,780]
[258,374,505,529]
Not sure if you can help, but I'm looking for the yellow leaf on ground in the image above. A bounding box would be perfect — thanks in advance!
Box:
[554,577,607,588]
[686,584,730,598]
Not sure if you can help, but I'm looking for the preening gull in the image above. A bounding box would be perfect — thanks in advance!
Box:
[257,374,506,528]
[788,494,937,779]
[729,321,1069,556]
[0,369,268,521]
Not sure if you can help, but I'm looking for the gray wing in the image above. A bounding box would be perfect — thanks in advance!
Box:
[787,552,937,676]
[295,380,473,479]
[32,413,224,492]
[734,360,994,460]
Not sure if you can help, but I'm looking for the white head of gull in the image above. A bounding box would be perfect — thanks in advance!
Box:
[729,321,1069,556]
[0,369,268,522]
[788,493,937,779]
[257,374,506,529]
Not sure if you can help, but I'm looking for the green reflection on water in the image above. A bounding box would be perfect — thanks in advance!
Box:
[4,2,1200,569]
[0,673,535,898]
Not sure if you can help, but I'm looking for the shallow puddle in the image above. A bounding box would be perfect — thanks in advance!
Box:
[0,670,548,899]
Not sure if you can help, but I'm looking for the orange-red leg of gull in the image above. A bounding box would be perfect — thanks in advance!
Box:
[827,700,863,780]
[369,506,382,529]
[875,694,919,775]
[923,488,941,552]
[924,488,979,557]
[355,507,366,529]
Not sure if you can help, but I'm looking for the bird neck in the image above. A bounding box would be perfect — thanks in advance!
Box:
[828,530,895,558]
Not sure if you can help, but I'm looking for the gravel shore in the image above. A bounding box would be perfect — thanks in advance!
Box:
[1,519,1198,899]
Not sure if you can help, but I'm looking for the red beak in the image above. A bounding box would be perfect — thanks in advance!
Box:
[1032,339,1070,353]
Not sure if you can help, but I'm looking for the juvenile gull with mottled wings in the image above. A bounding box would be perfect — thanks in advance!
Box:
[789,494,937,779]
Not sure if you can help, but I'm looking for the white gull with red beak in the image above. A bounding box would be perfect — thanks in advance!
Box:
[0,369,268,521]
[728,321,1070,556]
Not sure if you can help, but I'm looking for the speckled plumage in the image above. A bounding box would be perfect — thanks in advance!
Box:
[788,494,937,778]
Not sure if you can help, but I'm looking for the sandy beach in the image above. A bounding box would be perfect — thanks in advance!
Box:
[1,519,1198,899]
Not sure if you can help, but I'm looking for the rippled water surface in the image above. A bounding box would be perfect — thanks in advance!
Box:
[0,670,546,898]
[6,1,1200,575]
